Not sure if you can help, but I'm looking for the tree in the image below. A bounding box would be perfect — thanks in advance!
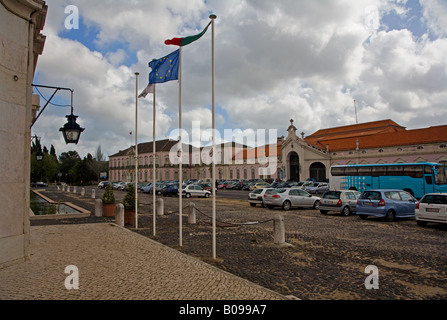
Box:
[59,151,81,183]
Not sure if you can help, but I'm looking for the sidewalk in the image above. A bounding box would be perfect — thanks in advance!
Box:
[0,222,287,300]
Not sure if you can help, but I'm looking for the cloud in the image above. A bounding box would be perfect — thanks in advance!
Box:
[33,0,447,161]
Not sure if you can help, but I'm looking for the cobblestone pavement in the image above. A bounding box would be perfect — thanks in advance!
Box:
[21,186,447,300]
[0,218,285,300]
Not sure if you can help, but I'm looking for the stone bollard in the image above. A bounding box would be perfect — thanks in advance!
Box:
[62,185,65,192]
[81,187,85,196]
[188,202,196,224]
[156,198,164,216]
[67,186,70,192]
[73,186,77,193]
[57,185,60,190]
[95,199,103,217]
[91,189,95,199]
[115,204,124,227]
[273,214,286,245]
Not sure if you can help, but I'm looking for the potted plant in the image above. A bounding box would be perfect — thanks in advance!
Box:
[102,184,116,217]
[122,183,138,226]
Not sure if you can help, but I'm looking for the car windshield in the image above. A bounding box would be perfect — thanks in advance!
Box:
[323,191,341,199]
[361,191,382,200]
[421,194,447,204]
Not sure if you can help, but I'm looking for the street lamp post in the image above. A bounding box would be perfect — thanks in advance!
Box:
[32,84,85,144]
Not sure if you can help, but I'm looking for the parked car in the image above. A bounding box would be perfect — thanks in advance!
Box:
[217,181,234,190]
[161,184,179,197]
[319,190,361,216]
[31,181,48,187]
[199,183,217,193]
[264,188,321,211]
[249,182,270,191]
[356,189,417,222]
[248,188,275,207]
[97,181,110,189]
[293,181,314,189]
[415,193,447,226]
[142,183,153,193]
[181,185,211,198]
[305,182,329,194]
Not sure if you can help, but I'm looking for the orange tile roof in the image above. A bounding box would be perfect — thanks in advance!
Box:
[306,119,405,145]
[307,124,447,152]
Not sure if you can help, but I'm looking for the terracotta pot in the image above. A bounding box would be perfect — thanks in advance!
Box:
[124,209,135,226]
[103,203,116,217]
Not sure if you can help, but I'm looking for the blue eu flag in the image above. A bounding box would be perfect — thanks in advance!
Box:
[148,49,180,84]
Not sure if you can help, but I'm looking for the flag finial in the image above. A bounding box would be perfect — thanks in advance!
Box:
[209,14,217,20]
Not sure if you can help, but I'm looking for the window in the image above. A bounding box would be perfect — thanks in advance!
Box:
[361,191,381,200]
[331,167,345,176]
[399,191,414,201]
[345,167,358,176]
[387,165,404,176]
[346,192,356,200]
[403,165,423,178]
[385,191,401,201]
[358,166,372,176]
[289,189,298,196]
[323,191,341,199]
[422,195,447,204]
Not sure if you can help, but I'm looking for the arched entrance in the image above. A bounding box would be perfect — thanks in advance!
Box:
[310,162,326,181]
[289,152,299,181]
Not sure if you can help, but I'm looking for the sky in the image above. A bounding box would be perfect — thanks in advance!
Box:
[32,0,447,160]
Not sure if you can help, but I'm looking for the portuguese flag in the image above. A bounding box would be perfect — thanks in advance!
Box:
[165,21,212,46]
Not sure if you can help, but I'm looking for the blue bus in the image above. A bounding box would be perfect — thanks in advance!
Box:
[329,162,447,199]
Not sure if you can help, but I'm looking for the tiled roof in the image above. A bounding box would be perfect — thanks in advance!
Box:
[306,119,405,146]
[109,139,180,157]
[306,124,447,151]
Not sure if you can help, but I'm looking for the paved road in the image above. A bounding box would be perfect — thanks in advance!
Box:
[27,185,447,300]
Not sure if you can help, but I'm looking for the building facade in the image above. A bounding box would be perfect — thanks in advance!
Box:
[108,119,447,185]
[0,0,47,266]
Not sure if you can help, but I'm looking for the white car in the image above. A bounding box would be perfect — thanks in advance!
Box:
[248,188,275,207]
[180,185,211,198]
[415,193,447,226]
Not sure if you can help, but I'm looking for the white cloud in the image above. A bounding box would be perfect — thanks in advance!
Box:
[33,0,447,160]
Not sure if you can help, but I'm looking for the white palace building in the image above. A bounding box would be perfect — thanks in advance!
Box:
[108,119,447,183]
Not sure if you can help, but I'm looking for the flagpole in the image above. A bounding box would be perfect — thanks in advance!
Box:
[179,46,183,247]
[153,84,156,236]
[135,72,139,229]
[210,14,217,260]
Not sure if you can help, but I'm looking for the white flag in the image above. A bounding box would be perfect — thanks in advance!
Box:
[138,83,154,98]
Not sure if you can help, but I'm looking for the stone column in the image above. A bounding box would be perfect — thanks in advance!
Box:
[273,214,285,245]
[94,199,103,217]
[115,204,124,227]
[188,203,196,224]
[156,198,164,216]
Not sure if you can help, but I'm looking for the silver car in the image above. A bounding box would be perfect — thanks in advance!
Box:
[180,184,211,198]
[264,188,321,211]
[319,190,361,216]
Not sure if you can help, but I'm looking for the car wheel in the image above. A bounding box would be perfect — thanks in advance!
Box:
[320,210,328,215]
[282,200,291,211]
[313,200,320,210]
[385,210,395,222]
[186,193,191,198]
[342,206,350,216]
[205,193,210,198]
[262,201,267,208]
[250,203,256,207]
